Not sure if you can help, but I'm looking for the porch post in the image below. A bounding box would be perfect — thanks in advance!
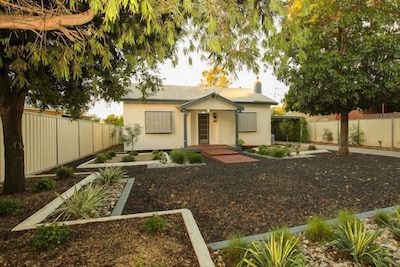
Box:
[183,111,188,148]
[235,110,239,146]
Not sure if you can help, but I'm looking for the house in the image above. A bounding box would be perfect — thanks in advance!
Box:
[121,80,277,151]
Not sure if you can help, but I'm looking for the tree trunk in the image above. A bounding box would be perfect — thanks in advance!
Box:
[338,112,350,156]
[0,86,26,194]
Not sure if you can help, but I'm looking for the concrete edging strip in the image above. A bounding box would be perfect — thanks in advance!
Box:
[110,178,135,216]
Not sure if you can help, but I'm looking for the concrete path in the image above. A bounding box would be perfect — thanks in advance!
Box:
[313,144,400,158]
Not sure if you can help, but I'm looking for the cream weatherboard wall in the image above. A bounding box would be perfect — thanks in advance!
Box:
[238,104,273,146]
[0,112,120,182]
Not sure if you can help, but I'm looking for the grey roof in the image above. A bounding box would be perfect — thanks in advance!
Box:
[122,84,278,105]
[179,92,244,111]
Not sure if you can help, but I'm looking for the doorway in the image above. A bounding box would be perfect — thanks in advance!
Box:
[198,114,209,144]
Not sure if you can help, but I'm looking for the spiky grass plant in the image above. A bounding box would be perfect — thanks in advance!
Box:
[52,183,111,221]
[220,234,249,265]
[142,215,168,235]
[373,211,391,227]
[384,208,400,241]
[328,220,394,266]
[305,216,333,242]
[238,230,305,267]
[95,166,126,185]
[336,209,356,225]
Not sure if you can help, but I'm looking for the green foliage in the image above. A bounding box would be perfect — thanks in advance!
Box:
[129,151,138,156]
[107,150,116,158]
[349,125,365,146]
[305,216,333,242]
[378,140,383,147]
[322,129,333,143]
[96,166,126,185]
[237,138,245,146]
[272,118,306,142]
[122,123,143,153]
[269,147,290,158]
[279,119,295,142]
[121,155,135,162]
[307,144,317,150]
[328,220,393,266]
[373,211,391,227]
[238,230,305,267]
[103,114,124,126]
[56,166,74,179]
[52,183,110,221]
[186,151,203,164]
[376,208,400,241]
[246,148,256,153]
[142,215,168,235]
[33,177,55,193]
[0,199,20,216]
[170,149,186,164]
[336,209,357,225]
[32,223,70,251]
[220,234,249,266]
[95,154,108,163]
[291,142,301,155]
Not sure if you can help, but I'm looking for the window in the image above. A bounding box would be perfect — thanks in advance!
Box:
[145,111,172,133]
[238,112,257,132]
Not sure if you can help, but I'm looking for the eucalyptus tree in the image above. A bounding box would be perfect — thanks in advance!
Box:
[0,0,283,193]
[264,0,400,155]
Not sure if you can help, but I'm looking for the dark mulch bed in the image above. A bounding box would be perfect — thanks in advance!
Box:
[123,151,400,243]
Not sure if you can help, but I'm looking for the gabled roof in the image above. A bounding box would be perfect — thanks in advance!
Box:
[122,84,278,105]
[179,92,244,111]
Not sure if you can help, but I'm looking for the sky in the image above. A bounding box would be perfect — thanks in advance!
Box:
[88,54,288,119]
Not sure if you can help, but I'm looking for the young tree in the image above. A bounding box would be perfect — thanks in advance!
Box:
[122,123,142,153]
[0,0,284,193]
[104,115,124,127]
[265,0,400,156]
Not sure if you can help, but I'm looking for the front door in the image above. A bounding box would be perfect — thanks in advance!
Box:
[198,114,209,144]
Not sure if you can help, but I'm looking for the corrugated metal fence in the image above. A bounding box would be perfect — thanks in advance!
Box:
[308,117,400,148]
[1,113,121,182]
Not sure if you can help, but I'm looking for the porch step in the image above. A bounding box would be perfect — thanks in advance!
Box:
[201,148,239,157]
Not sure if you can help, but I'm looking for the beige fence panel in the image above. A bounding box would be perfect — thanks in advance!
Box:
[79,121,94,157]
[358,119,392,147]
[92,123,104,152]
[393,118,400,148]
[23,113,58,174]
[102,124,111,149]
[57,118,80,165]
[309,120,339,143]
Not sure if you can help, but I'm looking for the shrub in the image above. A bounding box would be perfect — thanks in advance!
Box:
[56,166,74,179]
[107,150,116,158]
[308,144,317,150]
[95,153,107,163]
[186,151,203,164]
[52,183,110,221]
[142,215,168,235]
[305,216,333,242]
[246,148,256,153]
[170,149,186,164]
[322,128,333,142]
[269,146,289,158]
[373,211,391,227]
[152,150,162,160]
[349,125,365,146]
[220,234,249,265]
[0,199,20,216]
[33,177,55,192]
[239,230,305,267]
[96,166,126,184]
[121,155,135,162]
[336,209,356,225]
[292,142,301,155]
[32,223,70,251]
[328,220,393,266]
[379,208,400,241]
[129,150,138,156]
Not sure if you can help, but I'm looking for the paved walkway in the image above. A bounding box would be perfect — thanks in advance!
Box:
[313,144,400,158]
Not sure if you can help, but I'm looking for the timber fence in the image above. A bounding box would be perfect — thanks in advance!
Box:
[1,112,121,182]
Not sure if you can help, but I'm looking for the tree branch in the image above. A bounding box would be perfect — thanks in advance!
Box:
[0,9,94,40]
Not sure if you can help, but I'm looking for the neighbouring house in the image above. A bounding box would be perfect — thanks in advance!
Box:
[121,80,277,151]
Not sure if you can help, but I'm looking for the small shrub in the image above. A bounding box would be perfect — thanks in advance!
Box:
[349,125,365,146]
[95,153,107,163]
[336,209,356,225]
[239,230,305,267]
[0,199,20,216]
[96,166,126,184]
[382,209,400,240]
[305,216,333,242]
[52,183,110,221]
[129,150,138,156]
[308,144,317,150]
[121,155,135,162]
[323,128,333,142]
[33,177,55,192]
[246,148,256,153]
[237,138,245,147]
[328,220,393,266]
[32,223,70,251]
[186,151,203,164]
[269,146,289,158]
[378,140,383,147]
[107,150,116,158]
[373,211,391,227]
[142,215,168,235]
[220,234,249,265]
[152,150,163,160]
[170,149,186,164]
[56,166,74,179]
[292,142,301,155]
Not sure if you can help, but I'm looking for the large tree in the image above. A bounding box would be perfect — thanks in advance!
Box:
[265,0,400,155]
[1,0,283,193]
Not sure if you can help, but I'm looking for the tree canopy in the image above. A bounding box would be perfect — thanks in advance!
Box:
[265,0,400,155]
[199,66,231,88]
[0,0,284,193]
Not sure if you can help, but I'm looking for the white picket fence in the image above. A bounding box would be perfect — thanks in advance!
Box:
[308,117,400,149]
[1,112,121,182]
